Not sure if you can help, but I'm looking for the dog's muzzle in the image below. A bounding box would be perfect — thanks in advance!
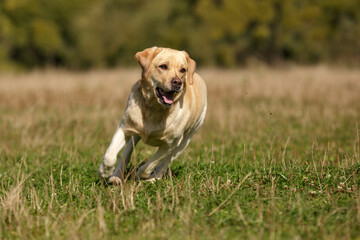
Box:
[171,78,182,92]
[156,87,176,106]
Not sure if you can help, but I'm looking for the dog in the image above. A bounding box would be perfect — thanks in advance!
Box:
[98,46,207,184]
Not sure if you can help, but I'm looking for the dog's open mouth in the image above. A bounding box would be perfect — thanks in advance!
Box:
[156,87,175,106]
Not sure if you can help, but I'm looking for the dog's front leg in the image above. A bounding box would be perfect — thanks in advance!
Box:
[108,135,141,185]
[98,126,127,180]
[136,146,170,179]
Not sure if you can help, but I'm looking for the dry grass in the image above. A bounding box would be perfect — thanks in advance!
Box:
[0,65,360,239]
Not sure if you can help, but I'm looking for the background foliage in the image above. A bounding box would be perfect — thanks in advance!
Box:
[0,0,360,70]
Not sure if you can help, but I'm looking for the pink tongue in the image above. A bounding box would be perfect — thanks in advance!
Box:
[163,96,174,104]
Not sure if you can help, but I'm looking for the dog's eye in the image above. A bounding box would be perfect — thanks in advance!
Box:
[159,64,168,70]
[180,68,186,73]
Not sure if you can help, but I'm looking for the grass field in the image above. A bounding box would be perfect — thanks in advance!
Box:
[1,66,360,239]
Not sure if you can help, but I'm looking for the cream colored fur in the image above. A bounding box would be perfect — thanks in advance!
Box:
[98,47,207,184]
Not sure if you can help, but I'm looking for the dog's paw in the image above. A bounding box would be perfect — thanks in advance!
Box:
[98,162,115,180]
[144,177,161,184]
[108,176,122,185]
[135,167,151,180]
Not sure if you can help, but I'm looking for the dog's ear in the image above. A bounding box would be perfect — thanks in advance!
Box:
[135,47,162,75]
[183,51,196,85]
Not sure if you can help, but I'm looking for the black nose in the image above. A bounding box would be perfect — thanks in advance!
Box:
[171,78,182,91]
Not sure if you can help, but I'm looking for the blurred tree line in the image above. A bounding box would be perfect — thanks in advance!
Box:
[0,0,359,70]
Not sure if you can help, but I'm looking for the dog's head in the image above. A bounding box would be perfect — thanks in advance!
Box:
[135,47,196,108]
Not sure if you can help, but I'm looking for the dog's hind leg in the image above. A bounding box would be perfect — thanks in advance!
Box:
[149,133,194,180]
[148,158,170,180]
[108,135,140,185]
[136,146,170,179]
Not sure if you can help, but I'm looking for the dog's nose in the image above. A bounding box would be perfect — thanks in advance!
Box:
[171,78,182,90]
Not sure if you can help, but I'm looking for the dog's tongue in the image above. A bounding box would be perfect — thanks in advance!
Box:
[162,92,174,104]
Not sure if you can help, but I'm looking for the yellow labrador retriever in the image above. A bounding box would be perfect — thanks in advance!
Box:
[98,47,207,184]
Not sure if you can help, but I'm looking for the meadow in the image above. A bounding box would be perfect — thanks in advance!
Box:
[0,66,360,239]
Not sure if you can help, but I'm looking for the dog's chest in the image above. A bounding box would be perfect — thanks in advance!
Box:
[125,109,186,147]
[140,117,184,147]
[122,95,191,147]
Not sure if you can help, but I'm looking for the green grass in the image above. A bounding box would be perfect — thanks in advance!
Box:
[0,67,360,239]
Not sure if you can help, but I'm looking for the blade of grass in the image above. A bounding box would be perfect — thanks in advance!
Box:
[208,172,251,217]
